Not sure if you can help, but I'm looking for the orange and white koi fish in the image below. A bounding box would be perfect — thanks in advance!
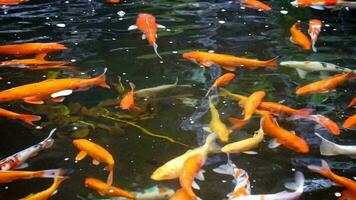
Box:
[0,53,69,67]
[120,82,136,110]
[346,97,356,109]
[229,91,265,129]
[0,43,67,56]
[290,21,311,51]
[151,133,219,181]
[296,72,355,96]
[308,19,322,52]
[183,51,278,71]
[0,108,41,126]
[314,133,356,159]
[0,169,65,184]
[222,127,264,154]
[241,0,272,11]
[128,13,166,59]
[20,176,68,200]
[291,0,356,10]
[304,115,340,135]
[85,178,136,199]
[343,114,356,129]
[170,188,196,200]
[308,159,356,193]
[0,129,55,171]
[258,111,309,153]
[0,0,28,5]
[206,73,235,96]
[0,68,109,104]
[73,139,115,185]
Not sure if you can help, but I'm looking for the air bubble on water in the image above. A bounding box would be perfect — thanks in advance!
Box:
[73,126,78,130]
[221,9,226,12]
[345,7,350,10]
[42,75,46,78]
[334,192,341,197]
[65,1,69,3]
[291,168,295,171]
[74,160,78,163]
[253,179,256,182]
[119,18,124,21]
[208,50,215,53]
[145,76,149,79]
[6,82,11,84]
[333,28,337,31]
[122,72,126,75]
[265,25,269,28]
[5,187,8,190]
[240,6,245,9]
[166,29,171,31]
[117,10,126,17]
[160,61,164,64]
[112,38,116,40]
[56,23,66,28]
[4,11,7,14]
[222,180,227,183]
[64,158,69,161]
[169,41,173,44]
[280,10,288,15]
[218,20,225,24]
[172,51,178,54]
[325,24,330,27]
[70,59,76,62]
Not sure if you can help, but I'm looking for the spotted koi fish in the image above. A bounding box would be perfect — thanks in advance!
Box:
[308,19,322,52]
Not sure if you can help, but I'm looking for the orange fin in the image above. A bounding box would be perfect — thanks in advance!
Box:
[96,68,110,89]
[23,97,44,104]
[265,56,279,69]
[75,151,87,161]
[35,53,47,60]
[18,114,42,126]
[228,117,247,130]
[106,166,114,185]
[51,97,65,103]
[222,66,236,71]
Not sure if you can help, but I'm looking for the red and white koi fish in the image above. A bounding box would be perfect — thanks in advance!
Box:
[308,19,322,52]
[0,129,55,171]
[291,0,356,10]
[128,13,166,59]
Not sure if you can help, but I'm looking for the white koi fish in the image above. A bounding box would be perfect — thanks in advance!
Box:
[315,133,356,159]
[134,78,191,98]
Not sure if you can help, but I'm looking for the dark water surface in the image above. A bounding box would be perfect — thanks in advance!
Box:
[0,0,355,199]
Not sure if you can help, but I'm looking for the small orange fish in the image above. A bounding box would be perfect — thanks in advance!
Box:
[170,188,196,200]
[128,13,166,59]
[343,114,356,129]
[296,72,355,96]
[106,0,121,3]
[0,53,68,67]
[85,178,136,199]
[73,139,115,185]
[306,115,340,135]
[206,73,235,96]
[179,154,205,199]
[0,68,109,104]
[345,97,356,109]
[308,19,322,52]
[290,21,312,50]
[229,91,266,129]
[241,0,272,11]
[120,82,136,110]
[0,43,67,56]
[0,169,65,184]
[183,51,278,71]
[308,160,356,194]
[20,176,68,200]
[0,0,28,5]
[0,108,41,126]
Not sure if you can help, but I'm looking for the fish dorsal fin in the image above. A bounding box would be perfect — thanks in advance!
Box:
[92,159,100,165]
[75,151,87,161]
[128,25,138,30]
[295,68,308,79]
[268,139,281,149]
[51,90,73,98]
[23,96,44,104]
[196,170,205,181]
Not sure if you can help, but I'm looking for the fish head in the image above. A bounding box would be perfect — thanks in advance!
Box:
[72,139,87,149]
[151,165,178,181]
[182,52,201,63]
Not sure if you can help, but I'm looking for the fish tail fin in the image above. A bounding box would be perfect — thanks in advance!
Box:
[18,114,42,126]
[284,171,305,193]
[96,68,110,89]
[106,165,114,185]
[346,72,356,79]
[307,160,332,177]
[63,66,80,73]
[292,108,314,118]
[219,88,233,97]
[129,82,135,92]
[38,169,69,179]
[314,133,339,156]
[204,133,221,154]
[312,43,317,52]
[265,56,279,68]
[52,175,69,188]
[35,53,47,60]
[205,86,214,97]
[228,117,247,130]
[153,43,162,59]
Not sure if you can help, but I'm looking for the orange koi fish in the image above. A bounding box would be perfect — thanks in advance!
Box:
[0,53,68,67]
[339,189,356,200]
[296,72,355,96]
[183,51,278,71]
[343,114,356,129]
[345,97,356,109]
[0,68,109,104]
[0,108,41,126]
[290,21,312,50]
[308,160,356,194]
[128,13,166,59]
[206,73,235,96]
[0,169,65,184]
[20,176,68,200]
[308,19,322,52]
[73,139,115,185]
[291,0,356,9]
[229,91,265,130]
[258,111,309,153]
[170,188,196,200]
[85,178,136,199]
[241,0,272,11]
[120,82,136,110]
[0,0,28,5]
[305,115,340,135]
[179,154,205,199]
[0,43,67,56]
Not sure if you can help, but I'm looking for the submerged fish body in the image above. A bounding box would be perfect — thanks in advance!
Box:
[0,169,65,184]
[85,178,135,199]
[135,78,191,98]
[0,43,67,56]
[290,21,311,50]
[315,133,356,159]
[0,108,41,127]
[222,127,264,154]
[107,185,175,200]
[207,97,231,142]
[343,114,356,129]
[0,0,28,5]
[241,0,272,11]
[20,176,68,200]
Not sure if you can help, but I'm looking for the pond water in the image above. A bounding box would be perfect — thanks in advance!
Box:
[0,0,355,199]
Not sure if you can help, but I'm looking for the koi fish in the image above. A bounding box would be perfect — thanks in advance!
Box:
[241,0,272,11]
[111,185,175,200]
[85,178,136,199]
[222,127,264,154]
[307,159,356,193]
[345,97,356,109]
[0,129,55,171]
[204,97,231,142]
[206,73,235,96]
[258,111,309,153]
[290,21,312,50]
[308,19,322,52]
[183,51,278,71]
[343,114,356,129]
[73,139,115,185]
[0,43,67,56]
[0,169,65,184]
[228,91,265,130]
[151,133,220,181]
[179,154,205,199]
[0,53,69,67]
[296,72,355,96]
[170,188,196,200]
[0,108,41,126]
[303,114,340,135]
[339,189,356,200]
[291,0,356,10]
[0,0,28,5]
[120,82,136,110]
[135,78,191,98]
[20,176,68,200]
[128,13,166,59]
[280,61,356,79]
[106,0,121,3]
[0,68,109,104]
[314,133,356,159]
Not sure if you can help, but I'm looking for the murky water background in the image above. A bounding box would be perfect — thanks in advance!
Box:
[0,0,355,199]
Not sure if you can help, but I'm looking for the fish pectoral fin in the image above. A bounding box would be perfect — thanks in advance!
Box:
[289,36,296,44]
[51,97,65,103]
[200,60,213,67]
[295,69,308,79]
[310,5,325,10]
[157,24,166,29]
[192,180,200,190]
[75,151,87,161]
[242,151,258,155]
[92,159,100,165]
[128,25,138,30]
[14,162,29,169]
[23,96,44,104]
[284,181,299,191]
[268,139,281,149]
[195,170,205,181]
[35,53,47,60]
[51,89,73,98]
[202,127,212,133]
[141,34,146,40]
[221,66,236,71]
